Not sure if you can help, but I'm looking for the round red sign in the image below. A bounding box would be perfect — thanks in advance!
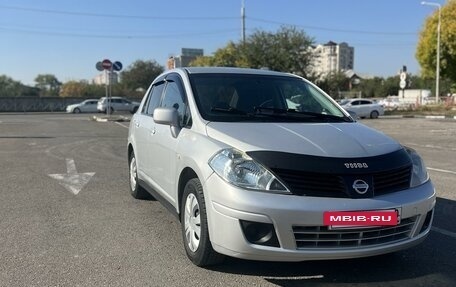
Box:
[101,59,112,70]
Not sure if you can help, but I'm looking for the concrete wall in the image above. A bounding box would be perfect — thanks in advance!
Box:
[0,97,142,112]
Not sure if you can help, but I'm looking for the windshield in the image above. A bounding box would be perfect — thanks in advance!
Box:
[189,73,349,123]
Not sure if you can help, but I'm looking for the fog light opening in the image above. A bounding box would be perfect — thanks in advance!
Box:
[420,209,434,233]
[240,220,280,247]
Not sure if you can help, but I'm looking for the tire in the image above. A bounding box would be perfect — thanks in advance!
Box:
[106,107,114,114]
[128,151,152,199]
[73,108,81,114]
[370,110,379,119]
[181,178,224,266]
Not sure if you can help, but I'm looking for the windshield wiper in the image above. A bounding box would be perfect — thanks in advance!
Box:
[211,106,248,115]
[253,107,352,122]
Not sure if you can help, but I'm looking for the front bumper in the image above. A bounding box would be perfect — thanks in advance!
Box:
[204,173,435,262]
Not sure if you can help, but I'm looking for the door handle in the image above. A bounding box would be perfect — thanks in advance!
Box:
[134,120,140,128]
[151,128,156,135]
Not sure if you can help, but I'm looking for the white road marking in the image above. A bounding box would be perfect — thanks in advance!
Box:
[406,142,456,152]
[48,158,95,195]
[427,167,456,175]
[115,122,129,129]
[432,227,456,239]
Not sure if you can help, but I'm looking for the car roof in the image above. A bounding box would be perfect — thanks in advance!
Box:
[180,67,301,78]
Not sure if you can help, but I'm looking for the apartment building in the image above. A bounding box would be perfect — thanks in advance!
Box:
[312,41,354,76]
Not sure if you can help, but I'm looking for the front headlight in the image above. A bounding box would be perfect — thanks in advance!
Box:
[209,148,289,193]
[407,148,429,187]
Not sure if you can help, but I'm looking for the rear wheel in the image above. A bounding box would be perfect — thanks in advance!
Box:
[128,151,152,199]
[181,178,224,266]
[370,110,379,119]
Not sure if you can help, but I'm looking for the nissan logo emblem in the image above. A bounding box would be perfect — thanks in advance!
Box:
[352,179,369,194]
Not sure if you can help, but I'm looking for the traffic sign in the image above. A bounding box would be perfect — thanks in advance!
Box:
[113,61,123,71]
[399,79,407,89]
[400,72,407,81]
[95,61,103,71]
[102,59,112,70]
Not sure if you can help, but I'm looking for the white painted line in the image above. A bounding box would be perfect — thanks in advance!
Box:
[427,167,456,175]
[48,158,95,195]
[432,227,456,239]
[115,122,129,129]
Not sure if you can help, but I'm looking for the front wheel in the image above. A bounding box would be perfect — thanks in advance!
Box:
[128,151,152,199]
[73,108,81,113]
[370,110,379,119]
[181,178,224,266]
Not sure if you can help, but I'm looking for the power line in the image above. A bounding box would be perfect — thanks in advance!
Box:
[0,5,237,20]
[248,16,418,36]
[0,26,239,39]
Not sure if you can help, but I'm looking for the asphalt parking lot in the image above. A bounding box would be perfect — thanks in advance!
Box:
[0,113,455,287]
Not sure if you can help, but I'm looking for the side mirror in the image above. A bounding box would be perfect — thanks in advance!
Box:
[153,107,181,137]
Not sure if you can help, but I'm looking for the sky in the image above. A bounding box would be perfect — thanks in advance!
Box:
[0,0,445,85]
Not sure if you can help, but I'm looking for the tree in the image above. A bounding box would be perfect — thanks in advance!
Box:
[416,0,456,81]
[34,74,62,97]
[59,81,88,97]
[120,60,164,91]
[0,75,39,97]
[191,42,249,68]
[0,75,23,97]
[190,26,315,77]
[316,72,349,98]
[243,26,315,77]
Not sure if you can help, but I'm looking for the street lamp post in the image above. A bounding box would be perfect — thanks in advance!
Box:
[421,1,441,104]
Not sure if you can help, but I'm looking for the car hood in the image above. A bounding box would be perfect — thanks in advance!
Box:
[205,122,401,158]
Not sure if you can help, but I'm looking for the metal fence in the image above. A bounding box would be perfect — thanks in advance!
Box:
[0,97,142,112]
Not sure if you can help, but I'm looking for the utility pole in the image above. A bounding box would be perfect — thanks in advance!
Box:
[241,0,246,43]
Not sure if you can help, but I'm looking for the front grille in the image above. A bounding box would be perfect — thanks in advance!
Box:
[292,216,417,249]
[272,165,411,198]
[373,166,411,196]
[272,169,347,197]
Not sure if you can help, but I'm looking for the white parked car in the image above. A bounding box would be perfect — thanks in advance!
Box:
[97,97,140,114]
[340,99,384,119]
[379,96,401,110]
[127,67,434,266]
[66,99,99,113]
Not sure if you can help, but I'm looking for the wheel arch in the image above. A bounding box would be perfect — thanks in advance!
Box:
[178,167,199,220]
[128,143,134,160]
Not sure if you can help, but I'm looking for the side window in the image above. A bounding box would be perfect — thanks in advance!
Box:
[351,101,360,106]
[146,83,165,116]
[161,81,186,126]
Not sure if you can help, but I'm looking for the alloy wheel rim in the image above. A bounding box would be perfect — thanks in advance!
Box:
[184,193,201,252]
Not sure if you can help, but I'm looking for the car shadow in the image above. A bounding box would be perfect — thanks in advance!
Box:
[208,197,456,286]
